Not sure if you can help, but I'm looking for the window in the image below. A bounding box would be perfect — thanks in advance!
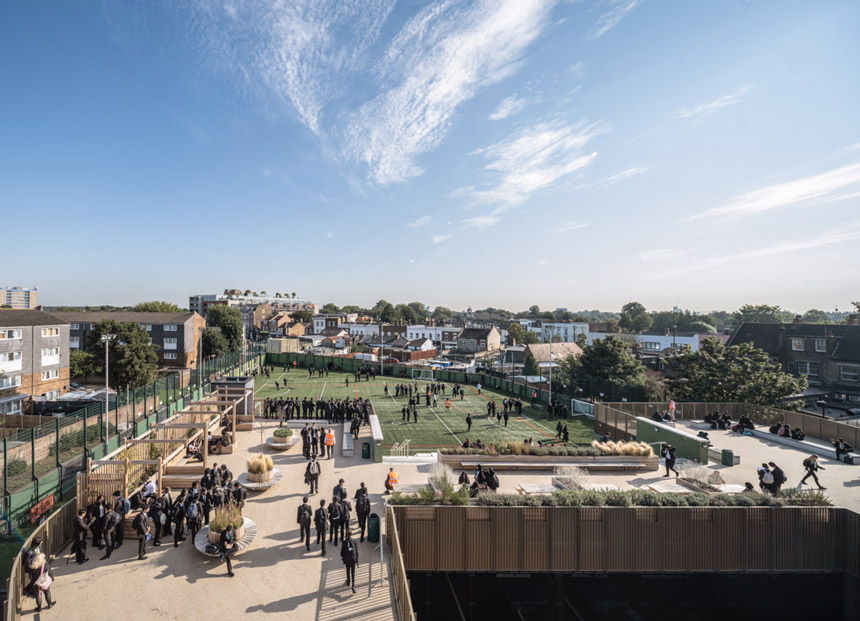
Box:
[0,376,21,389]
[0,400,22,415]
[42,390,59,400]
[163,338,178,350]
[70,337,80,349]
[0,352,21,362]
[840,366,860,382]
[0,329,22,340]
[41,347,60,357]
[791,338,805,351]
[145,324,152,331]
[41,327,60,337]
[164,324,178,331]
[641,342,661,350]
[70,323,80,330]
[89,323,96,329]
[796,361,819,377]
[164,353,177,360]
[41,369,60,380]
[815,338,826,353]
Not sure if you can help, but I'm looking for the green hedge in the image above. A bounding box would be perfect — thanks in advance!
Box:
[273,428,293,438]
[388,489,832,508]
[441,445,602,457]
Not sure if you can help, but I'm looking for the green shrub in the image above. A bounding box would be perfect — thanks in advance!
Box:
[273,428,293,438]
[604,490,631,507]
[685,493,710,507]
[778,488,831,506]
[5,459,27,477]
[440,442,602,457]
[246,454,274,473]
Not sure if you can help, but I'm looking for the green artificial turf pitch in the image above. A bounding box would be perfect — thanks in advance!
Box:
[254,367,593,453]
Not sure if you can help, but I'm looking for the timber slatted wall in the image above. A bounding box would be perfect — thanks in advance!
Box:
[391,506,855,575]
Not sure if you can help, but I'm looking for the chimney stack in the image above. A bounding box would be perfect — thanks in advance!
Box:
[793,315,803,324]
[847,314,859,326]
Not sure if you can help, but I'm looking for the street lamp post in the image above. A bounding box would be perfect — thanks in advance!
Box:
[101,333,116,444]
[672,324,677,350]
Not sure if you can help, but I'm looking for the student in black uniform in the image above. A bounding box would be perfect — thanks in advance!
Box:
[297,497,313,551]
[340,529,359,594]
[315,499,328,556]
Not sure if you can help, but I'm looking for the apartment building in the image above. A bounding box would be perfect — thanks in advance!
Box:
[54,311,205,368]
[189,291,315,317]
[0,310,70,415]
[2,286,39,309]
[405,325,463,350]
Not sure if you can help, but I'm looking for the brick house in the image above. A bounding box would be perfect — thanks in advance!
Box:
[0,310,70,415]
[456,327,501,353]
[54,311,205,368]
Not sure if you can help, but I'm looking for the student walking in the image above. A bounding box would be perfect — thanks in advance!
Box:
[341,530,359,594]
[800,454,826,489]
[661,444,679,477]
[314,499,328,556]
[306,457,321,495]
[355,493,371,542]
[297,497,313,551]
[133,508,151,560]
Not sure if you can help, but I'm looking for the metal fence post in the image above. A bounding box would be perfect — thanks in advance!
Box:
[3,438,8,499]
[31,428,38,500]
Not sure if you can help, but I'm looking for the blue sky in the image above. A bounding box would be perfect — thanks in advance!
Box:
[2,0,859,313]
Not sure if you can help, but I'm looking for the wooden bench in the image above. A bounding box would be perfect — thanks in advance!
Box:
[342,422,354,457]
[750,428,860,463]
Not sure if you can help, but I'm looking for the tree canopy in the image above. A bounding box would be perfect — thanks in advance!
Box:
[558,335,653,401]
[732,304,785,327]
[69,349,99,378]
[664,338,807,406]
[522,353,539,376]
[290,310,314,324]
[802,309,830,324]
[619,302,652,333]
[205,305,244,351]
[86,320,159,388]
[319,303,340,314]
[201,327,229,358]
[132,301,184,313]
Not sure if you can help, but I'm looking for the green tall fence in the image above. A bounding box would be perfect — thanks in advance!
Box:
[0,345,264,530]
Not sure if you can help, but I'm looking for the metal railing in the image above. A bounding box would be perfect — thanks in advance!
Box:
[387,507,417,621]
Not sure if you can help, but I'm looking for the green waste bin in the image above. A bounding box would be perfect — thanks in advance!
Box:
[721,449,734,467]
[367,513,380,543]
[362,442,371,459]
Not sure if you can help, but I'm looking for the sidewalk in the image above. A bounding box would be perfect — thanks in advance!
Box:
[34,420,398,620]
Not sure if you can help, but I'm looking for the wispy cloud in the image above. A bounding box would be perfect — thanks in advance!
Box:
[488,94,529,121]
[589,0,642,39]
[593,166,651,188]
[844,142,860,152]
[347,0,557,184]
[658,223,860,277]
[462,214,501,230]
[638,246,697,261]
[432,233,451,244]
[687,161,860,221]
[408,215,432,229]
[554,221,589,233]
[566,61,587,78]
[467,120,605,206]
[673,85,754,121]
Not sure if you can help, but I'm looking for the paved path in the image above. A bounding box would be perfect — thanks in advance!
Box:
[32,421,400,620]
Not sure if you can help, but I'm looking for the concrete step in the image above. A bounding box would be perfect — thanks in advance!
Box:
[162,474,203,489]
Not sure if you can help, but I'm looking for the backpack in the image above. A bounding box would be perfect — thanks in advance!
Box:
[186,502,198,521]
[117,497,131,516]
[329,503,341,523]
[345,541,358,563]
[356,496,370,516]
[762,472,774,485]
[301,505,312,522]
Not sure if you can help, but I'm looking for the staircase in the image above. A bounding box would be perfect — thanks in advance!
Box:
[161,463,204,491]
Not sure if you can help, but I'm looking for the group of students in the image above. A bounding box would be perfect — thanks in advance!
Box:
[456,464,500,497]
[300,423,340,459]
[756,461,788,493]
[263,395,372,423]
[296,480,372,592]
[769,423,806,441]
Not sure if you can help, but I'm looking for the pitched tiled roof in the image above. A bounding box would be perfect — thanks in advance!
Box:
[0,309,68,327]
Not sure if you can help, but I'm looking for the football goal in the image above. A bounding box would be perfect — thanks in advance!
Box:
[410,368,435,381]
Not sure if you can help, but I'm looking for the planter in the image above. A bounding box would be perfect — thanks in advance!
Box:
[246,470,274,483]
[550,476,582,491]
[439,453,659,472]
[266,436,296,452]
[208,524,246,545]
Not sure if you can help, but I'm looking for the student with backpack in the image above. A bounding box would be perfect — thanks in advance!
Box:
[297,497,313,551]
[355,494,371,542]
[337,498,352,543]
[101,508,121,560]
[340,529,359,594]
[112,490,131,549]
[186,498,203,543]
[800,454,826,490]
[133,508,151,560]
[314,499,328,556]
[172,495,187,547]
[328,498,342,545]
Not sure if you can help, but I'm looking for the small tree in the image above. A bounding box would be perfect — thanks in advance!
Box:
[523,353,539,376]
[205,305,244,351]
[87,320,159,389]
[70,349,98,378]
[201,328,229,358]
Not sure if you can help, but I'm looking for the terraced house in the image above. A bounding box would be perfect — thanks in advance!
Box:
[0,309,70,415]
[53,311,205,368]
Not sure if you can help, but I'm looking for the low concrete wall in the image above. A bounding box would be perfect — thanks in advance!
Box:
[635,417,709,463]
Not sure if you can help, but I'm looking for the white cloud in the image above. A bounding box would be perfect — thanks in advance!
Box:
[554,221,589,233]
[432,234,451,244]
[467,120,605,206]
[462,215,501,230]
[673,85,754,121]
[844,142,860,152]
[589,0,642,39]
[326,231,333,239]
[594,166,651,188]
[658,224,860,277]
[566,61,587,78]
[488,94,529,121]
[408,215,432,228]
[346,0,557,184]
[687,161,860,221]
[638,246,697,261]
